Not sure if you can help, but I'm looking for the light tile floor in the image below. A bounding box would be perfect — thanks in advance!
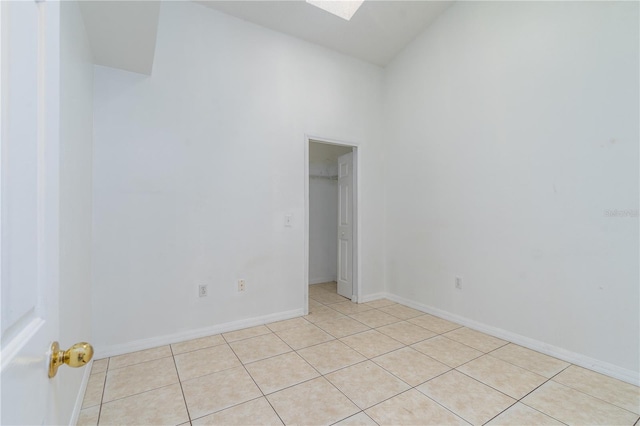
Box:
[78,282,640,425]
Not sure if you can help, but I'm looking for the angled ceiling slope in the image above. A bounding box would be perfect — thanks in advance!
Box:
[197,0,453,67]
[79,1,160,75]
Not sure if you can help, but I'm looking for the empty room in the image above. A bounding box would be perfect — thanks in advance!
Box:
[1,0,638,425]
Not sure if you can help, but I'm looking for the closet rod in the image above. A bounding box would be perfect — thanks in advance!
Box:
[309,175,338,180]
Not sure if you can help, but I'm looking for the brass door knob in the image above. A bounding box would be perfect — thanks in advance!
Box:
[48,341,94,378]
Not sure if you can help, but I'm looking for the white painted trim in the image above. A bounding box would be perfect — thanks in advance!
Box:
[309,277,337,285]
[352,146,360,304]
[95,308,304,359]
[68,360,93,426]
[303,137,310,316]
[304,134,361,310]
[384,292,640,386]
[358,292,387,303]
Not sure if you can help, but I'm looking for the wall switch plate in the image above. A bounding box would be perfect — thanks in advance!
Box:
[238,279,245,292]
[455,276,462,290]
[198,284,208,297]
[284,214,293,227]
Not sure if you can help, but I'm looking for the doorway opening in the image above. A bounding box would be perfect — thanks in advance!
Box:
[304,136,359,315]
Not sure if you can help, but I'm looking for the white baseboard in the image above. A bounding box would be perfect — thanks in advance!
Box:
[358,292,387,303]
[93,292,639,387]
[384,292,640,387]
[95,308,304,359]
[69,359,93,426]
[309,277,337,285]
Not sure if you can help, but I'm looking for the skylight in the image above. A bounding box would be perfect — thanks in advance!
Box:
[305,0,365,21]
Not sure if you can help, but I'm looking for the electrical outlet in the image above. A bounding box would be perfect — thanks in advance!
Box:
[198,284,208,297]
[455,276,463,290]
[238,279,246,292]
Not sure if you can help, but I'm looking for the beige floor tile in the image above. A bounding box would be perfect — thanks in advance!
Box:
[326,360,410,409]
[522,380,638,425]
[309,303,330,313]
[553,365,640,415]
[267,377,359,425]
[315,317,371,339]
[373,347,450,386]
[309,285,331,295]
[334,412,378,425]
[108,345,172,370]
[245,351,319,394]
[411,336,482,368]
[309,293,331,303]
[362,299,397,309]
[486,402,564,425]
[103,357,179,402]
[275,323,334,350]
[182,366,262,419]
[365,389,469,426]
[378,304,424,320]
[349,310,402,328]
[376,321,436,345]
[266,316,309,332]
[305,305,346,323]
[82,371,105,408]
[408,314,462,334]
[312,292,351,305]
[314,282,338,291]
[443,327,508,352]
[418,370,516,425]
[457,355,547,399]
[174,344,241,381]
[309,298,324,309]
[99,383,188,425]
[91,358,108,375]
[340,330,405,359]
[331,301,375,315]
[171,334,226,355]
[489,344,570,378]
[192,397,283,426]
[297,340,367,374]
[229,333,291,364]
[76,405,100,426]
[222,325,271,343]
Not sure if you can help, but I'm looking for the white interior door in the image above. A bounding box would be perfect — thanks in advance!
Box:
[337,152,353,299]
[1,1,62,424]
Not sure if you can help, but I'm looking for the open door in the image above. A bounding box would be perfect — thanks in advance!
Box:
[0,2,85,424]
[336,152,353,299]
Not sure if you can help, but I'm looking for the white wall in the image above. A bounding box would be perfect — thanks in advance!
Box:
[92,1,385,351]
[384,1,639,378]
[309,161,338,284]
[59,1,94,422]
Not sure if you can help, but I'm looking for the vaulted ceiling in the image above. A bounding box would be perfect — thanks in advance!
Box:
[79,1,453,75]
[197,1,453,67]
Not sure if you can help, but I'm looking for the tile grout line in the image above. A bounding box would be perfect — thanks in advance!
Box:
[481,366,571,425]
[102,354,174,372]
[97,382,181,407]
[360,345,471,425]
[313,295,531,426]
[542,368,640,419]
[169,344,193,425]
[350,314,539,425]
[224,333,288,426]
[95,357,109,425]
[84,292,639,425]
[328,411,378,426]
[309,302,471,425]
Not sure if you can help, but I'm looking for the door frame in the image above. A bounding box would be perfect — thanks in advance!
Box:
[303,134,360,315]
